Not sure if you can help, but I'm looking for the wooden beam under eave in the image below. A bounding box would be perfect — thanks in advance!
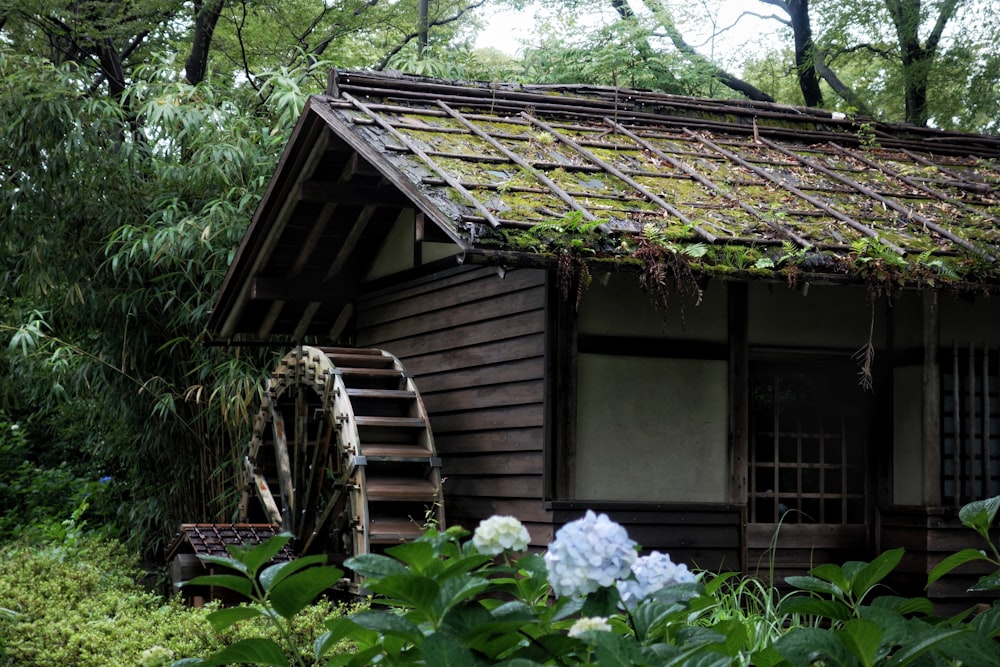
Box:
[216,117,331,339]
[250,277,350,304]
[290,204,378,340]
[922,291,941,506]
[299,181,410,207]
[256,201,340,339]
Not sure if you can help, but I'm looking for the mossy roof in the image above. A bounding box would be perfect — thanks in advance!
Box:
[327,70,1000,285]
[210,70,1000,338]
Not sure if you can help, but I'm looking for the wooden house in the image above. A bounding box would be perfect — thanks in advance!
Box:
[208,70,1000,608]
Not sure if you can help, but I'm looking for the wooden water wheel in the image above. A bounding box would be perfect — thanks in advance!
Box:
[236,346,445,586]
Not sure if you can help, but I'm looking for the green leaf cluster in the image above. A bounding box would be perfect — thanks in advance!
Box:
[0,532,352,666]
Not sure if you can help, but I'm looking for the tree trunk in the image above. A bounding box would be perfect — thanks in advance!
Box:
[785,0,824,107]
[883,0,960,126]
[186,0,226,85]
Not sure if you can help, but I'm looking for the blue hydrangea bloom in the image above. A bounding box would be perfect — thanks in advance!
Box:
[544,510,637,598]
[616,551,697,607]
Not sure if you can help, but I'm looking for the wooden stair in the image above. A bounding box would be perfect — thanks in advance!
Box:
[240,345,445,586]
[321,347,445,561]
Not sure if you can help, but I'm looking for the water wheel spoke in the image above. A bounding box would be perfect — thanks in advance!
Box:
[237,346,445,590]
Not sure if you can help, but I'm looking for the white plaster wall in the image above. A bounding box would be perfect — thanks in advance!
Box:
[574,353,729,502]
[893,365,924,505]
[578,273,727,341]
[366,209,460,280]
[748,283,879,348]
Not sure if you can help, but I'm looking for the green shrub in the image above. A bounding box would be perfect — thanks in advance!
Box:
[0,534,354,666]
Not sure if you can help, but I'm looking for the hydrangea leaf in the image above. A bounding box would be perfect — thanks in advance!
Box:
[196,638,289,667]
[422,631,478,667]
[927,548,990,587]
[837,618,883,667]
[772,627,855,667]
[259,554,332,594]
[344,553,408,578]
[349,609,422,643]
[958,496,1000,541]
[183,573,253,598]
[229,533,292,577]
[850,548,904,600]
[362,573,440,617]
[206,606,264,633]
[269,565,344,619]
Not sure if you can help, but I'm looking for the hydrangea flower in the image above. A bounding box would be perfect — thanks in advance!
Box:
[544,510,637,598]
[472,515,530,555]
[139,646,174,667]
[568,616,612,638]
[617,551,697,607]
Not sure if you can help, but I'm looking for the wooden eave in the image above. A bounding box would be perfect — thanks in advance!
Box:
[210,70,1000,339]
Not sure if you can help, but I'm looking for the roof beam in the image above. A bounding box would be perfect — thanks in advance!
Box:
[685,129,905,256]
[436,100,606,231]
[291,203,378,340]
[521,113,718,243]
[217,122,330,338]
[341,92,503,228]
[828,143,999,261]
[764,138,993,263]
[250,277,350,303]
[256,149,366,339]
[605,118,813,250]
[299,181,410,206]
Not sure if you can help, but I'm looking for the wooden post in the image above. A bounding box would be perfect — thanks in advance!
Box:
[922,292,941,507]
[729,282,749,505]
[549,274,578,500]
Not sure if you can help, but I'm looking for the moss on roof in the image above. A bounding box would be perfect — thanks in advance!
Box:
[328,70,1000,289]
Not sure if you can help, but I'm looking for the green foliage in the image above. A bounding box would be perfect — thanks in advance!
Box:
[0,532,351,667]
[179,511,1000,667]
[521,9,716,94]
[177,533,347,667]
[0,50,292,552]
[927,495,1000,592]
[0,415,119,540]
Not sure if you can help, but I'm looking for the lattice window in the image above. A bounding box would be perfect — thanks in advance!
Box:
[941,344,1000,505]
[749,363,868,524]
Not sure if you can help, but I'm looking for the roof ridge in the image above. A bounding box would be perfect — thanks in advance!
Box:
[327,69,1000,157]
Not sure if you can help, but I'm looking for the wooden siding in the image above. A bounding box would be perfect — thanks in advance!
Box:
[551,502,745,573]
[355,265,551,544]
[878,506,1000,614]
[747,524,871,587]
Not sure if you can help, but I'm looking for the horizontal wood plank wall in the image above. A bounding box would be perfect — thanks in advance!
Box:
[746,524,870,587]
[551,502,745,573]
[355,265,551,545]
[878,506,1000,614]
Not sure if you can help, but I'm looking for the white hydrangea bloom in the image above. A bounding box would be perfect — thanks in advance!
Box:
[617,551,697,607]
[568,616,612,638]
[544,510,637,598]
[472,515,531,555]
[139,646,175,667]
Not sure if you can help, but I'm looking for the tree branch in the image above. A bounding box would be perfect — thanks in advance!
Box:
[638,0,776,102]
[813,48,872,116]
[925,0,960,54]
[374,0,488,71]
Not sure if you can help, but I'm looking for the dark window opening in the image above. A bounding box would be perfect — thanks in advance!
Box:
[941,345,1000,505]
[749,362,869,525]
